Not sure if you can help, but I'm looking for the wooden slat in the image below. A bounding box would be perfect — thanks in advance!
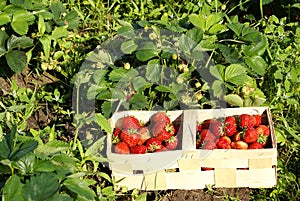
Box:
[215,168,237,187]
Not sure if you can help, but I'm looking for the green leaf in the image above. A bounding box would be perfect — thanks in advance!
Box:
[11,20,28,35]
[117,26,135,38]
[0,30,9,56]
[227,23,244,37]
[212,80,224,98]
[0,12,10,26]
[136,49,158,61]
[121,39,137,54]
[9,139,38,161]
[65,10,79,29]
[46,193,73,201]
[39,36,51,60]
[205,14,223,30]
[51,26,68,39]
[7,35,33,50]
[135,192,147,201]
[95,113,112,134]
[23,173,60,201]
[13,10,35,22]
[210,64,225,81]
[245,56,267,75]
[129,93,148,109]
[208,24,227,34]
[224,64,249,86]
[50,1,66,19]
[3,175,25,201]
[0,136,10,160]
[13,154,35,174]
[185,27,203,44]
[5,50,27,73]
[225,94,244,107]
[38,15,46,35]
[241,32,267,56]
[179,33,196,54]
[132,76,151,92]
[109,68,128,81]
[189,14,205,31]
[155,85,172,93]
[35,140,69,155]
[146,59,161,83]
[63,178,96,201]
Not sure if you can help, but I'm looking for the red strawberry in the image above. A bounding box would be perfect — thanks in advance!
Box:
[199,129,216,143]
[119,128,139,147]
[230,141,248,149]
[224,123,237,137]
[114,142,130,154]
[136,127,151,145]
[224,116,236,126]
[201,119,218,130]
[201,167,214,171]
[253,114,262,126]
[145,138,163,152]
[256,134,268,147]
[130,145,147,154]
[112,128,121,144]
[164,136,178,150]
[151,112,171,124]
[196,122,203,133]
[196,138,202,149]
[152,122,175,141]
[242,127,258,144]
[239,114,255,128]
[255,125,270,137]
[232,132,242,142]
[202,140,217,150]
[155,146,168,152]
[216,136,231,149]
[210,121,222,138]
[249,141,264,149]
[121,116,141,130]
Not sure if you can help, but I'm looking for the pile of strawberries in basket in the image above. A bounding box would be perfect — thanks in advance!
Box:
[112,112,180,154]
[196,113,271,150]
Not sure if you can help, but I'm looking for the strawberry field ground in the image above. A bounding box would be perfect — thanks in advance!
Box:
[0,0,299,201]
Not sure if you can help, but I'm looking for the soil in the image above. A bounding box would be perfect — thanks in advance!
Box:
[0,72,254,201]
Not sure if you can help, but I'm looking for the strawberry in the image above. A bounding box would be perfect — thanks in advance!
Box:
[256,134,268,147]
[224,116,236,126]
[239,114,256,128]
[119,128,139,147]
[121,116,141,130]
[224,123,237,137]
[196,138,202,149]
[210,121,223,138]
[136,127,151,145]
[199,129,217,143]
[230,141,248,149]
[114,142,130,154]
[242,127,258,144]
[255,125,270,137]
[130,145,147,154]
[164,136,178,150]
[202,140,217,150]
[248,141,264,149]
[196,122,203,133]
[112,128,121,144]
[253,114,262,127]
[201,167,214,171]
[152,122,175,141]
[155,146,168,152]
[232,132,241,142]
[151,112,170,124]
[201,119,218,130]
[145,137,163,152]
[216,136,231,149]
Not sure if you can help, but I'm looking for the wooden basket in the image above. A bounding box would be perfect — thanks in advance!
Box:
[107,107,277,190]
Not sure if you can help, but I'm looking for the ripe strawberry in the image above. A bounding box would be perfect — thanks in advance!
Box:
[202,140,217,150]
[112,128,121,144]
[114,142,130,154]
[216,136,231,149]
[201,119,218,130]
[119,128,139,147]
[255,125,270,137]
[201,167,214,171]
[130,145,147,154]
[232,132,242,142]
[136,127,151,145]
[253,114,262,126]
[224,116,236,126]
[145,137,163,152]
[152,122,175,141]
[199,129,216,143]
[121,116,141,130]
[164,136,178,150]
[210,121,222,138]
[242,127,258,144]
[230,141,248,149]
[256,134,268,147]
[196,138,202,149]
[224,123,237,137]
[155,146,168,152]
[196,122,203,133]
[151,112,170,124]
[239,114,256,128]
[248,141,264,149]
